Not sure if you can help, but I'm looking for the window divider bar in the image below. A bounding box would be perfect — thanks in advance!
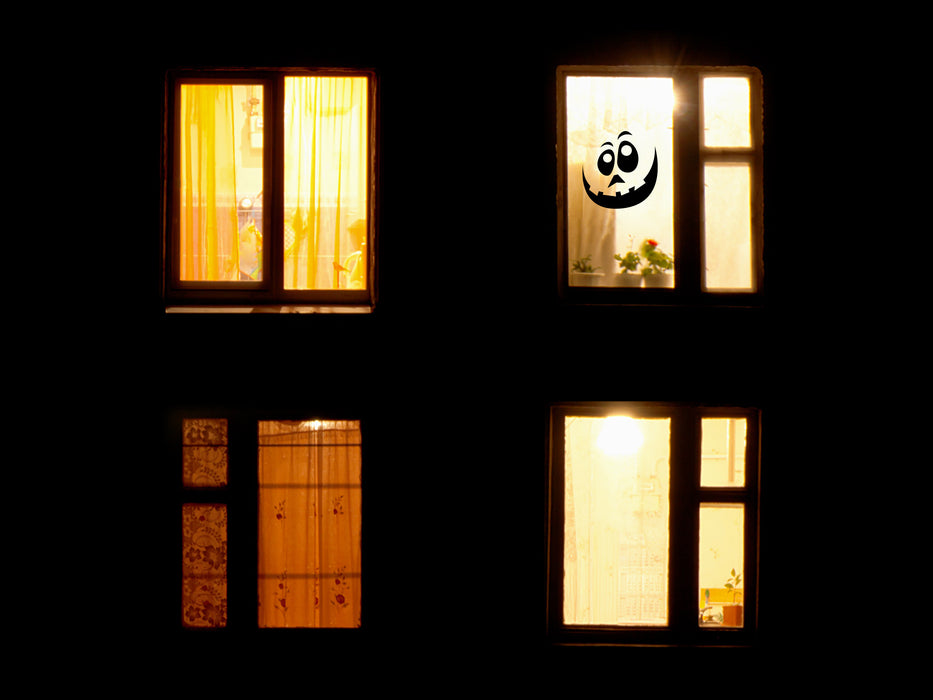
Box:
[224,414,259,631]
[269,74,285,296]
[668,409,701,639]
[673,74,702,298]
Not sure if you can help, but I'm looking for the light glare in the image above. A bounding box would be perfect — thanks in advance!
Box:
[597,416,644,456]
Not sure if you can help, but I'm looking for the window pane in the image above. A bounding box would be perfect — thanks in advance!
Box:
[699,504,744,628]
[566,77,674,288]
[563,416,671,626]
[703,164,753,290]
[182,504,228,628]
[284,76,369,291]
[178,84,264,282]
[257,420,362,628]
[703,77,751,148]
[700,418,746,487]
[182,418,228,487]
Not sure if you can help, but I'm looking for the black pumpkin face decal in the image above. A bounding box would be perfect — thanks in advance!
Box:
[582,130,658,209]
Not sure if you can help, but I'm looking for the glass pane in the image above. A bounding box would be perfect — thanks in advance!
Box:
[703,77,751,147]
[698,504,745,628]
[563,416,671,626]
[703,164,753,290]
[701,418,746,487]
[284,76,369,291]
[182,504,228,628]
[257,420,362,628]
[182,418,228,487]
[178,84,264,281]
[565,77,675,288]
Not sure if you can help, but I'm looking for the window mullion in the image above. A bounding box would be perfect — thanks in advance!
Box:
[225,414,259,630]
[673,73,702,298]
[668,408,700,639]
[268,74,285,298]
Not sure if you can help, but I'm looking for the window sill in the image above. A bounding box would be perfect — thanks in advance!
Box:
[165,304,373,315]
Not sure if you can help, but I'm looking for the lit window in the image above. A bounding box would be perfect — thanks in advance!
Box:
[559,67,762,302]
[257,420,362,628]
[179,417,363,630]
[181,419,229,628]
[164,70,376,311]
[548,404,759,645]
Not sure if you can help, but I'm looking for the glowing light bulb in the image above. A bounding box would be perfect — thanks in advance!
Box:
[597,416,643,456]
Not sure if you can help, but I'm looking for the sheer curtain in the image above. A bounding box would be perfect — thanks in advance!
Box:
[563,417,670,626]
[284,76,368,290]
[178,84,240,281]
[257,420,362,628]
[565,77,673,283]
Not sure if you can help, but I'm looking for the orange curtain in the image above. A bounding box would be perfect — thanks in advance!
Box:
[284,76,368,290]
[257,420,362,628]
[178,84,240,281]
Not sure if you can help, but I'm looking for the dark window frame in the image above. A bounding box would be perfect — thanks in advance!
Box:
[161,67,379,313]
[546,401,760,647]
[556,65,764,307]
[174,411,367,634]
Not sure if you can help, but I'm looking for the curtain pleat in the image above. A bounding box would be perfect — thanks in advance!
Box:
[179,85,239,281]
[284,76,367,290]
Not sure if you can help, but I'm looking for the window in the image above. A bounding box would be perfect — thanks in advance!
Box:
[163,69,377,312]
[179,417,363,629]
[547,403,759,646]
[558,66,763,304]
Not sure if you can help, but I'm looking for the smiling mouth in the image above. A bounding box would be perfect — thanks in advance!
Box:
[582,150,658,210]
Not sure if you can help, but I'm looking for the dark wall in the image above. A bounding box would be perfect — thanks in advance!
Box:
[86,9,873,687]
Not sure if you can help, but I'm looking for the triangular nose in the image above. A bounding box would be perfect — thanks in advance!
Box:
[610,174,625,187]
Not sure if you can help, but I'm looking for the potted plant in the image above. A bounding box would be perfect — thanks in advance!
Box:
[640,239,674,287]
[722,568,743,627]
[570,255,604,287]
[613,251,643,287]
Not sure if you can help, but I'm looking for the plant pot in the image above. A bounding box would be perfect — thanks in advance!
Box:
[643,273,673,288]
[570,272,605,287]
[614,273,643,287]
[721,604,744,627]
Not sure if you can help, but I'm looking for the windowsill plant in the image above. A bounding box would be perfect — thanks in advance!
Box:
[570,255,604,287]
[613,250,642,287]
[640,239,674,287]
[722,568,744,627]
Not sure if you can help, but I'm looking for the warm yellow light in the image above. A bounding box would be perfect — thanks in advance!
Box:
[597,416,644,456]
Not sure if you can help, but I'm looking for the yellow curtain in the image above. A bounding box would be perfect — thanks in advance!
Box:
[257,420,362,628]
[179,85,240,281]
[284,76,368,290]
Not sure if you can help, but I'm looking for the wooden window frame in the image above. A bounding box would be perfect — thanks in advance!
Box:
[546,401,760,647]
[557,65,764,307]
[161,68,379,313]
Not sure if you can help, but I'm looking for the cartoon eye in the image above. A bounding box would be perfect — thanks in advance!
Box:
[597,149,615,176]
[617,141,638,173]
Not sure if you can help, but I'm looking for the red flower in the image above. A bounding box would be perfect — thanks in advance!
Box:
[646,239,658,247]
[335,594,346,605]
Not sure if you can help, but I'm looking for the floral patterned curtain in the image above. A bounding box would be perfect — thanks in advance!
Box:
[181,419,229,628]
[257,420,362,628]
